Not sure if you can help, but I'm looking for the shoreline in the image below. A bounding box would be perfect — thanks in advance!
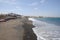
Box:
[22,17,37,40]
[23,22,37,40]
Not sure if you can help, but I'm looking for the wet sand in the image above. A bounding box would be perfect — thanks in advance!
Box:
[23,23,37,40]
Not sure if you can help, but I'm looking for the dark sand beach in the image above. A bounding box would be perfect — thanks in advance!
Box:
[23,23,37,40]
[0,18,37,40]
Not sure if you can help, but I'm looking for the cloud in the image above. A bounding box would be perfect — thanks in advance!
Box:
[40,0,46,3]
[0,0,16,2]
[29,2,38,6]
[10,6,23,12]
[15,6,23,11]
[0,0,23,12]
[34,8,38,10]
[0,0,17,4]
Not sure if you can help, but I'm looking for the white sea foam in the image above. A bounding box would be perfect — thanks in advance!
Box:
[28,18,60,40]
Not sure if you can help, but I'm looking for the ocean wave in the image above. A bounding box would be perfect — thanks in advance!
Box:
[28,18,60,40]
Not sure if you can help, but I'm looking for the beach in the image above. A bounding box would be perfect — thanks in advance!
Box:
[0,18,37,40]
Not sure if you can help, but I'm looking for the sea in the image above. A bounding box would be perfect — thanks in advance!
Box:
[28,18,60,40]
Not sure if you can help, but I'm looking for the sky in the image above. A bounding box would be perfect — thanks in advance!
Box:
[0,0,60,17]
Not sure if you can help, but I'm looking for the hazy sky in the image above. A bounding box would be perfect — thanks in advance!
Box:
[0,0,60,17]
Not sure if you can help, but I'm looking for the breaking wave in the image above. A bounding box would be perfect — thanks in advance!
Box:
[28,18,60,40]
